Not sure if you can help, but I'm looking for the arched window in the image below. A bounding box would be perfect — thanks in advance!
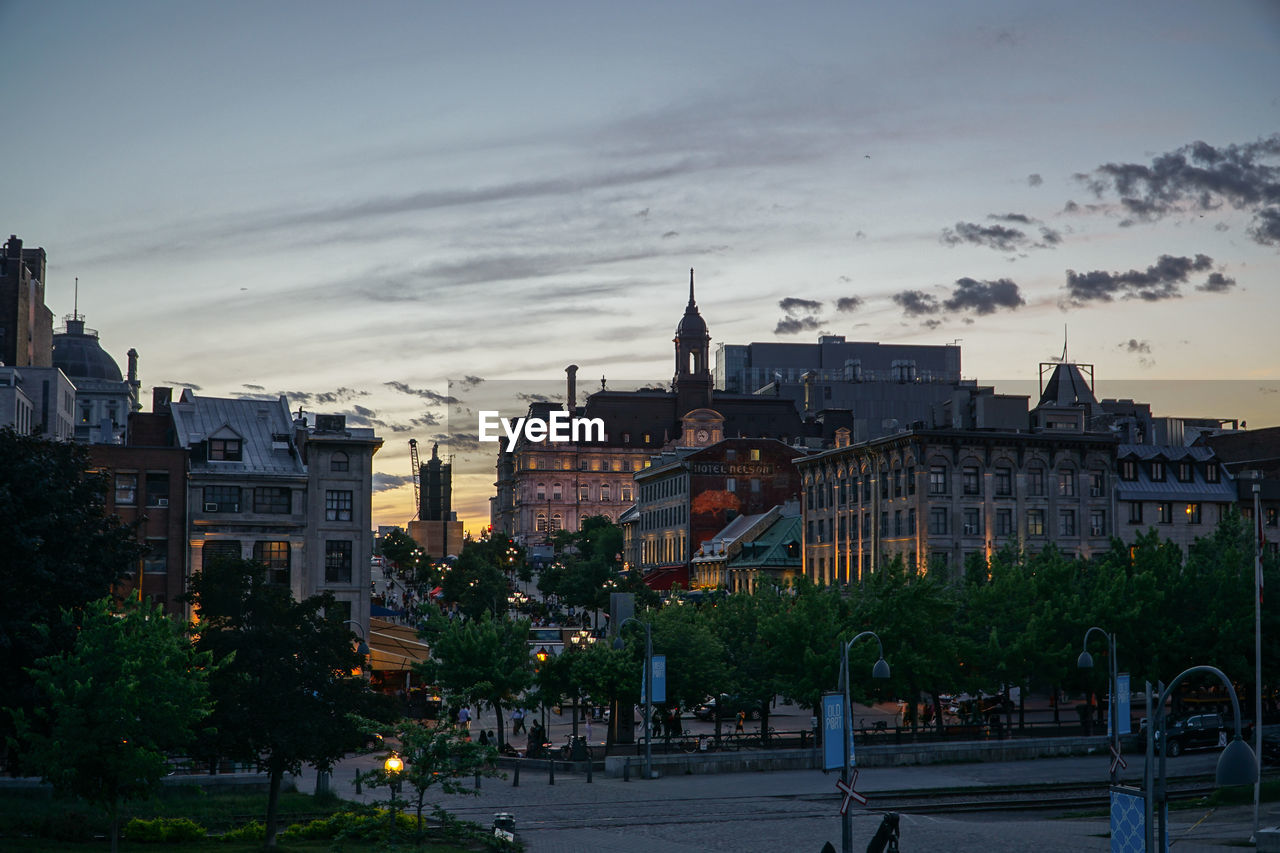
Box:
[536,512,548,532]
[551,513,563,532]
[330,451,349,472]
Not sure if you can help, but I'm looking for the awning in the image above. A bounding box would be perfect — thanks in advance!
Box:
[368,617,431,672]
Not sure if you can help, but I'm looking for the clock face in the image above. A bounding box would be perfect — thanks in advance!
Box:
[695,428,710,442]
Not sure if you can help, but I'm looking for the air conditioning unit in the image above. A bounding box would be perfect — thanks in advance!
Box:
[204,502,219,512]
[156,497,169,507]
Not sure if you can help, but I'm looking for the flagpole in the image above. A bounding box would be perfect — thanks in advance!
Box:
[1253,473,1263,842]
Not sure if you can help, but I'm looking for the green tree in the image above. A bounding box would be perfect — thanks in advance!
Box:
[379,527,422,571]
[762,579,848,713]
[440,538,510,618]
[0,429,145,761]
[11,598,214,853]
[707,586,785,738]
[364,719,499,838]
[567,639,639,747]
[415,611,534,748]
[187,556,393,848]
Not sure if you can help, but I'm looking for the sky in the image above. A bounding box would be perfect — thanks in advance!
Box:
[3,0,1279,534]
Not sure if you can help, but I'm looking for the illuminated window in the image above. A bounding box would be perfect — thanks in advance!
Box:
[255,540,291,585]
[325,490,353,522]
[1027,509,1045,536]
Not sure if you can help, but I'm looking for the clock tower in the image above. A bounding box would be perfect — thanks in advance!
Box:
[674,268,713,417]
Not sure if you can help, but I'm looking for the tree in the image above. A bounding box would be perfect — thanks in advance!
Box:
[762,578,848,713]
[379,527,422,571]
[0,429,145,763]
[415,611,534,749]
[187,556,394,848]
[568,640,639,747]
[707,587,784,739]
[12,598,214,853]
[440,538,510,618]
[364,719,499,839]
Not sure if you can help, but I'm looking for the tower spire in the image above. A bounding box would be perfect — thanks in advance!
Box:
[688,268,695,307]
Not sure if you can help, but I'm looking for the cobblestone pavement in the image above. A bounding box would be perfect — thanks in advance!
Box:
[295,747,1279,852]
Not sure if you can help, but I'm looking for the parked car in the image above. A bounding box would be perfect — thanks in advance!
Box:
[1149,713,1253,757]
[693,695,760,722]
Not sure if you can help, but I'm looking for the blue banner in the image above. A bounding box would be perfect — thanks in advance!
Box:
[650,655,666,704]
[822,693,847,770]
[1116,673,1131,736]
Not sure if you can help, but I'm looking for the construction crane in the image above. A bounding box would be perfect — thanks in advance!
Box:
[408,438,421,521]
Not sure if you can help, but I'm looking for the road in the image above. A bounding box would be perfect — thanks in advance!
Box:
[298,744,1276,852]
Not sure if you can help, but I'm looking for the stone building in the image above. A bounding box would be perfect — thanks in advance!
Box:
[1113,445,1235,551]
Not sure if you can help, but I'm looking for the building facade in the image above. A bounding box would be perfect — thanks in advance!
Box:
[1113,445,1235,550]
[0,235,53,369]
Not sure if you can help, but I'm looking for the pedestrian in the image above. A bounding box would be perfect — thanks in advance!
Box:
[457,704,471,733]
[511,706,526,735]
[478,729,489,746]
[736,710,745,734]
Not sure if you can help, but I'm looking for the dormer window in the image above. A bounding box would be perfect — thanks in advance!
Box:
[210,438,242,461]
[1150,460,1166,482]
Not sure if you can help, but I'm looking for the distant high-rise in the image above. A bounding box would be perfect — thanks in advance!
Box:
[0,235,53,369]
[421,441,452,521]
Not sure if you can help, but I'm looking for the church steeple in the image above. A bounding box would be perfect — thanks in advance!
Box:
[674,268,712,415]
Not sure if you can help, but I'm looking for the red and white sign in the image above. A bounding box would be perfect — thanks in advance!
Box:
[836,770,868,815]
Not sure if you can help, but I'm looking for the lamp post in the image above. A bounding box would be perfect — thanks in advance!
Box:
[837,630,890,853]
[383,752,404,830]
[1077,626,1119,785]
[568,630,596,743]
[614,617,653,780]
[1146,666,1257,852]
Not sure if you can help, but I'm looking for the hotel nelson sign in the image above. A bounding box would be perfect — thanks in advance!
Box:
[690,462,776,476]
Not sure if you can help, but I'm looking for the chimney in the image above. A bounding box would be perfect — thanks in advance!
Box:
[566,364,579,411]
[126,348,139,384]
[152,386,172,412]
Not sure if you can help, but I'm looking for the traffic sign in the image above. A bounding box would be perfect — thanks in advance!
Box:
[835,770,867,815]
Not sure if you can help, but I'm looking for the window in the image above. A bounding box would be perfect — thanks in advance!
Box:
[601,483,612,501]
[1089,470,1105,498]
[894,469,903,497]
[536,512,548,532]
[995,467,1012,497]
[1028,467,1045,496]
[880,472,889,500]
[1128,502,1143,524]
[1186,502,1202,524]
[1157,502,1173,524]
[203,540,241,563]
[579,484,590,501]
[536,483,546,500]
[862,476,871,502]
[1057,469,1076,497]
[880,512,889,536]
[1150,461,1166,482]
[1268,507,1278,528]
[209,438,242,461]
[750,449,761,462]
[727,478,737,493]
[1205,464,1221,483]
[325,489,353,522]
[750,478,761,493]
[906,466,916,495]
[1121,460,1138,481]
[324,540,352,583]
[996,508,1013,536]
[551,513,563,532]
[621,483,633,502]
[330,451,349,472]
[894,510,903,536]
[928,465,948,495]
[145,472,170,507]
[963,508,982,536]
[143,539,168,574]
[726,449,737,461]
[1178,461,1194,483]
[908,508,916,534]
[1058,509,1076,536]
[255,541,290,585]
[1027,509,1045,536]
[1090,510,1106,537]
[861,513,871,536]
[254,486,291,514]
[962,466,980,496]
[114,473,137,506]
[928,507,948,535]
[202,485,241,513]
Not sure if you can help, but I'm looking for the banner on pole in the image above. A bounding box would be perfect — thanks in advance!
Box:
[1116,673,1131,736]
[822,692,847,770]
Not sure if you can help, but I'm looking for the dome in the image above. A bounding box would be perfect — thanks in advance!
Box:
[52,318,123,382]
[675,268,708,338]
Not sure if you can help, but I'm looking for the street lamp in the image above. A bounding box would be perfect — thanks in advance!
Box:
[614,617,653,780]
[383,752,404,828]
[1146,666,1257,852]
[1077,626,1119,785]
[837,631,890,853]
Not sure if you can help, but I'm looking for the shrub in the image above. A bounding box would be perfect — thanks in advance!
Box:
[220,820,265,842]
[123,816,207,843]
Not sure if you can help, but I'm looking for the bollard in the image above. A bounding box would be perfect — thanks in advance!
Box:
[623,757,631,782]
[513,762,520,787]
[549,759,555,785]
[475,771,481,789]
[587,758,593,783]
[354,770,362,795]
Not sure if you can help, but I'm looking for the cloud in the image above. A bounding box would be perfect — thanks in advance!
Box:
[1198,272,1237,293]
[893,290,940,316]
[1027,174,1043,187]
[941,220,1059,252]
[1119,339,1152,354]
[779,297,824,313]
[1080,134,1280,245]
[774,315,824,335]
[942,278,1025,315]
[835,296,863,312]
[285,387,369,407]
[384,381,459,404]
[453,375,484,390]
[1064,254,1216,305]
[372,473,414,493]
[1250,207,1280,245]
[242,383,265,391]
[661,230,679,238]
[162,380,202,390]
